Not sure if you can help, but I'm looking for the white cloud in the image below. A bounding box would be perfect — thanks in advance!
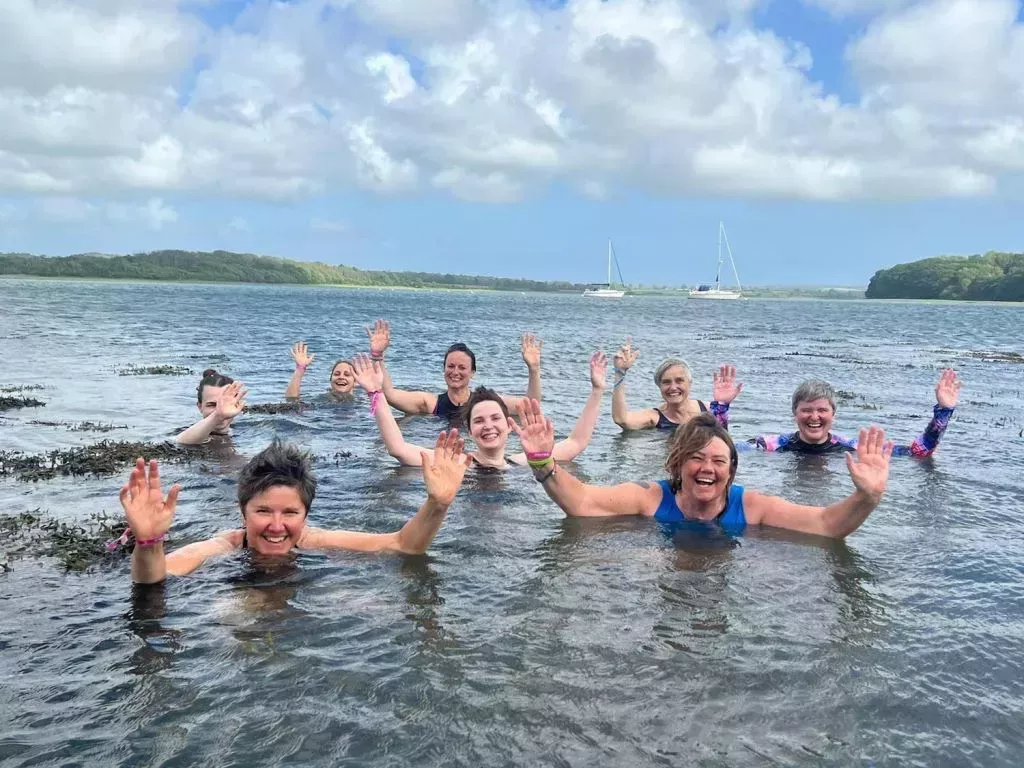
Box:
[0,0,1022,206]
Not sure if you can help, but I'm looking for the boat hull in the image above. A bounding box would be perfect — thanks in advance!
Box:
[583,289,625,298]
[688,290,741,300]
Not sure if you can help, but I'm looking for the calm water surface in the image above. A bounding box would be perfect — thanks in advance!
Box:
[1,279,1023,767]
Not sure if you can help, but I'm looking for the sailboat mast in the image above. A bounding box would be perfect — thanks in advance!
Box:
[720,225,743,292]
[607,239,613,285]
[716,222,724,290]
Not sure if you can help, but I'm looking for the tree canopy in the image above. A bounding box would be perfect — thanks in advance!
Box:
[866,252,1024,301]
[0,250,587,293]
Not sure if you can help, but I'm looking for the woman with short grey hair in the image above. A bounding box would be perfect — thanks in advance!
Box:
[718,370,962,456]
[610,338,741,432]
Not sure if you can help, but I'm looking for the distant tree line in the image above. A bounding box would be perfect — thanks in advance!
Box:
[866,252,1024,301]
[0,250,587,293]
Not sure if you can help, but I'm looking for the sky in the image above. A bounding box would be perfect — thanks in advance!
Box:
[1,0,1023,287]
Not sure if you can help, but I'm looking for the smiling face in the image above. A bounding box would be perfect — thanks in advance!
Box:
[242,485,308,556]
[658,365,692,405]
[467,399,510,451]
[793,398,835,444]
[330,362,356,394]
[444,351,474,391]
[682,436,734,504]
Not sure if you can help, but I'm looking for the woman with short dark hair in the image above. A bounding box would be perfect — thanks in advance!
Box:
[119,435,469,584]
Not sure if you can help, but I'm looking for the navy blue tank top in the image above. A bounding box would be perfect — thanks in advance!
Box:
[432,392,464,420]
[654,400,708,430]
[653,480,746,533]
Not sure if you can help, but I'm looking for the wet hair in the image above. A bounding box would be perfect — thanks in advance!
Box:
[463,386,509,431]
[237,439,317,514]
[330,359,355,377]
[664,413,738,494]
[196,368,234,404]
[443,343,477,372]
[654,358,692,386]
[791,379,836,413]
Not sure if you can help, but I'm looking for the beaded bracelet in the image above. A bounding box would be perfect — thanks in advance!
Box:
[535,465,556,484]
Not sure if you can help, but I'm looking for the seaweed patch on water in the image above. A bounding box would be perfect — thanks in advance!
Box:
[0,509,128,573]
[0,384,44,393]
[0,440,183,482]
[118,364,193,376]
[29,420,129,433]
[245,402,306,415]
[0,396,45,411]
[311,450,354,466]
[834,390,879,411]
[964,350,1024,364]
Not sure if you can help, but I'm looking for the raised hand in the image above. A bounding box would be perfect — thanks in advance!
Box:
[351,352,385,392]
[366,319,391,357]
[935,368,961,409]
[510,398,556,455]
[422,429,469,507]
[215,380,247,421]
[119,458,180,541]
[613,337,639,372]
[589,350,607,389]
[712,365,743,404]
[846,426,893,500]
[521,332,543,370]
[290,341,315,369]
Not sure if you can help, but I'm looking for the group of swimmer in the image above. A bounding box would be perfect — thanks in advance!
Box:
[120,319,962,584]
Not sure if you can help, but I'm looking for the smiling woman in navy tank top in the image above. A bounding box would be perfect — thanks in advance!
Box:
[364,319,543,422]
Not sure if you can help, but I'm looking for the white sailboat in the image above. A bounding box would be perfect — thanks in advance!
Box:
[583,239,626,298]
[689,222,742,300]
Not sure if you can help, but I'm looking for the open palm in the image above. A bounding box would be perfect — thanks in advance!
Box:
[510,398,556,455]
[290,341,315,368]
[589,351,607,389]
[613,338,638,372]
[422,430,469,506]
[846,426,893,499]
[216,381,247,420]
[935,368,961,409]
[366,319,391,357]
[352,353,385,392]
[713,365,743,404]
[521,332,543,369]
[118,458,179,541]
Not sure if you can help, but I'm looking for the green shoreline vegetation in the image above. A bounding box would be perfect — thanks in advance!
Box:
[0,249,866,297]
[867,252,1024,302]
[0,250,588,293]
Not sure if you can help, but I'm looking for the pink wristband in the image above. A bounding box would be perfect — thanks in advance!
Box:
[369,390,383,415]
[525,451,552,461]
[105,528,167,551]
[296,364,307,371]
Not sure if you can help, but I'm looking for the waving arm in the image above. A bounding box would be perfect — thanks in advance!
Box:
[353,353,431,466]
[512,398,660,516]
[745,426,892,537]
[610,339,658,431]
[550,351,607,462]
[176,381,247,445]
[300,431,468,554]
[285,342,315,399]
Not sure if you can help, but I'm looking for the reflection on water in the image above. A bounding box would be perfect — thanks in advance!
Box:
[2,280,1024,767]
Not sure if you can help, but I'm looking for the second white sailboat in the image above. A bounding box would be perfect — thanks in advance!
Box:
[583,239,626,298]
[689,222,742,300]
